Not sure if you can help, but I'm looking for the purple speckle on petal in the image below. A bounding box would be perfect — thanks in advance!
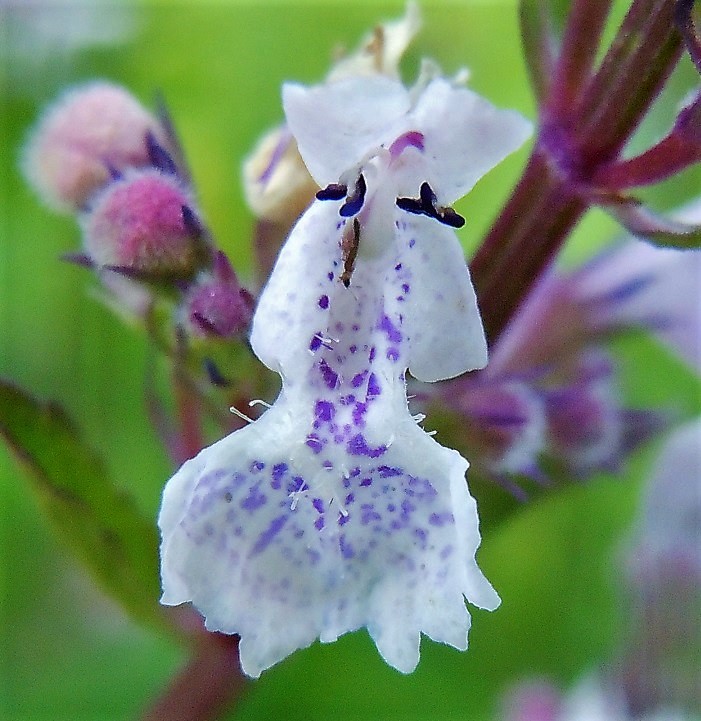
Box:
[361,505,382,525]
[241,485,267,512]
[271,463,288,486]
[360,477,372,487]
[378,314,402,343]
[312,498,325,514]
[305,434,324,454]
[339,534,355,559]
[352,402,367,427]
[345,493,355,505]
[314,516,325,531]
[407,476,438,499]
[198,469,227,489]
[402,283,410,294]
[409,238,415,248]
[440,544,454,559]
[288,476,306,494]
[314,399,335,422]
[377,465,403,478]
[318,359,339,390]
[346,433,387,458]
[327,271,334,281]
[429,512,454,527]
[401,499,416,517]
[386,347,400,362]
[309,335,322,352]
[369,346,376,362]
[318,294,329,309]
[367,373,381,398]
[250,514,288,554]
[414,528,428,548]
[349,344,357,354]
[351,370,368,388]
[249,460,265,473]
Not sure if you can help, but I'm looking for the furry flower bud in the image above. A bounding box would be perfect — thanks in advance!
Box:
[183,252,254,339]
[81,168,205,281]
[23,81,166,212]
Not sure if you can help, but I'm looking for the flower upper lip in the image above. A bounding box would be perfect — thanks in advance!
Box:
[282,74,532,206]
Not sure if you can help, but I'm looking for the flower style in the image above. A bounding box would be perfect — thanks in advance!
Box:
[159,72,531,677]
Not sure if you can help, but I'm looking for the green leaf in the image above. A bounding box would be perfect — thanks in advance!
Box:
[0,379,177,638]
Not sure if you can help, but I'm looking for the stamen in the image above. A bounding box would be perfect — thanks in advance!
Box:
[437,206,465,228]
[316,183,348,201]
[340,218,361,288]
[388,130,425,158]
[339,174,367,217]
[396,181,465,228]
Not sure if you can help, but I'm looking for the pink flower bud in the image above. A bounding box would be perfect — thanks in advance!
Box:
[23,81,166,212]
[81,168,204,280]
[183,252,254,338]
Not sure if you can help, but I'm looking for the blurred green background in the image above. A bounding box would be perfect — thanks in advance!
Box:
[1,2,700,720]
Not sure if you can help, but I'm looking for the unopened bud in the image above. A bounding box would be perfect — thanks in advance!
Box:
[183,251,254,339]
[242,125,318,225]
[544,353,622,476]
[23,81,167,212]
[81,168,204,280]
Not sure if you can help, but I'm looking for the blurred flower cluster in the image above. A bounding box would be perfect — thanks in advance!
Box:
[5,1,700,720]
[502,419,701,721]
[424,219,701,495]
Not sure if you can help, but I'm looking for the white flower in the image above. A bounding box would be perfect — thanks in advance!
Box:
[159,73,531,677]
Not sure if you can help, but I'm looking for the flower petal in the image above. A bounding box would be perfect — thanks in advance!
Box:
[283,76,411,188]
[412,78,532,205]
[249,199,343,376]
[397,213,488,380]
[159,396,496,677]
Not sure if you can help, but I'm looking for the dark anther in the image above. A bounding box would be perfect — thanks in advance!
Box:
[396,181,465,228]
[146,130,179,176]
[395,196,423,214]
[339,174,367,217]
[316,183,348,201]
[419,181,436,207]
[437,207,465,228]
